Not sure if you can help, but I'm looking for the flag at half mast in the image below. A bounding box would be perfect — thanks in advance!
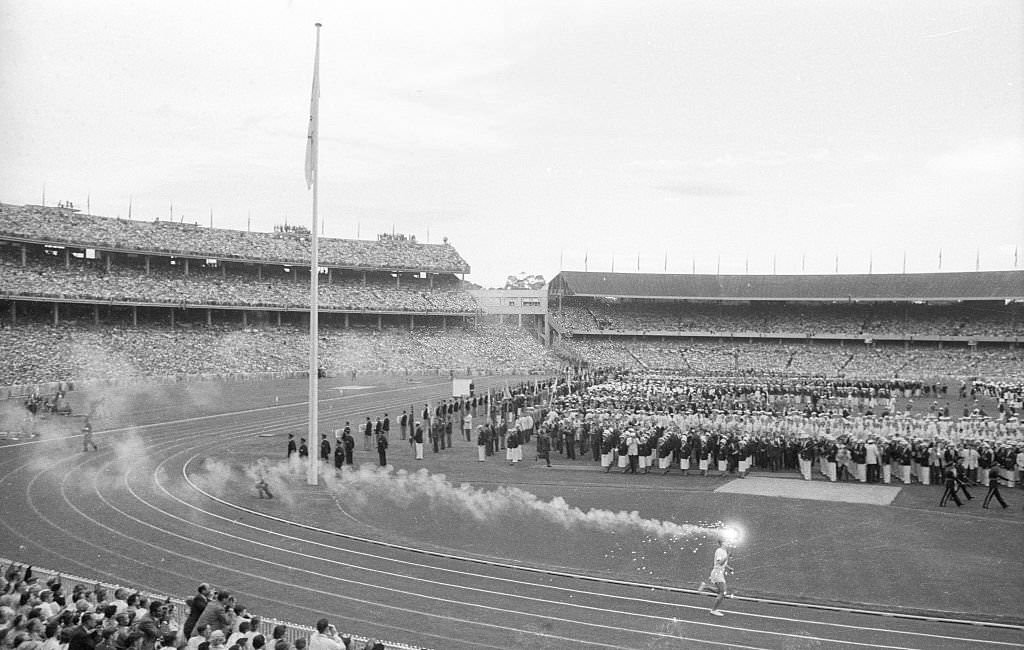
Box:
[304,23,321,189]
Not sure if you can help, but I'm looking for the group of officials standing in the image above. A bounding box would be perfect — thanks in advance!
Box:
[280,383,568,472]
[284,391,530,468]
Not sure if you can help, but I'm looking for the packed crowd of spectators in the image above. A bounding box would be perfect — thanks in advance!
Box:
[549,299,1024,338]
[0,564,399,650]
[0,322,561,387]
[556,338,1024,382]
[0,251,477,313]
[0,204,469,273]
[14,316,1018,392]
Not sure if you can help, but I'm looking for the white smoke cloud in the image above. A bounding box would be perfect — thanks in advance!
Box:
[185,458,729,579]
[189,457,235,497]
[322,466,711,539]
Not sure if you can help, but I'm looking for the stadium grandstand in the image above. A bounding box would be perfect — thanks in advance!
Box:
[547,270,1024,380]
[0,203,562,390]
[2,202,1022,389]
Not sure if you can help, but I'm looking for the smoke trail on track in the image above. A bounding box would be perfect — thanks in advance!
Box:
[321,465,714,540]
[187,458,733,579]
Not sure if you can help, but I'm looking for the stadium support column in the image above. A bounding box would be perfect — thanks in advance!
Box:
[145,256,150,275]
[207,309,212,326]
[65,248,70,269]
[20,243,26,266]
[93,305,99,326]
[378,314,382,331]
[132,306,137,327]
[52,302,59,326]
[410,315,414,331]
[242,311,248,327]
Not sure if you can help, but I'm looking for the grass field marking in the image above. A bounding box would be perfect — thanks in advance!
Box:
[715,476,902,505]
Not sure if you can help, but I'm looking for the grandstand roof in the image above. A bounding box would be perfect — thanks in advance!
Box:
[548,270,1024,301]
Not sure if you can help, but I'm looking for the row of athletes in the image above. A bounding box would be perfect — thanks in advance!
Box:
[595,419,1021,485]
[533,388,1023,471]
[284,403,1023,488]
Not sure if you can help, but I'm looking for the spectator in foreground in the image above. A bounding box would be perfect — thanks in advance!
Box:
[307,619,344,650]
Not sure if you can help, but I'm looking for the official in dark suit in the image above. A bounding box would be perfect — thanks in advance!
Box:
[939,463,963,507]
[183,584,210,637]
[377,431,388,466]
[342,428,355,465]
[413,422,425,459]
[319,434,331,462]
[982,468,1008,509]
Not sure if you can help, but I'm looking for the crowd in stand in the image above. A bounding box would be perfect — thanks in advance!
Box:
[0,252,476,314]
[0,564,396,650]
[557,338,1024,382]
[4,316,1021,392]
[549,300,1024,338]
[0,204,469,274]
[0,322,561,387]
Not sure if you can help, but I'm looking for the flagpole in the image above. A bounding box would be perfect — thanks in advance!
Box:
[306,22,322,486]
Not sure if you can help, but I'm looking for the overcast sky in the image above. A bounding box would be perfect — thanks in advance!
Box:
[2,0,1022,288]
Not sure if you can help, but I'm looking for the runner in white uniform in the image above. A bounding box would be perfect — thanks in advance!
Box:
[698,538,731,616]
